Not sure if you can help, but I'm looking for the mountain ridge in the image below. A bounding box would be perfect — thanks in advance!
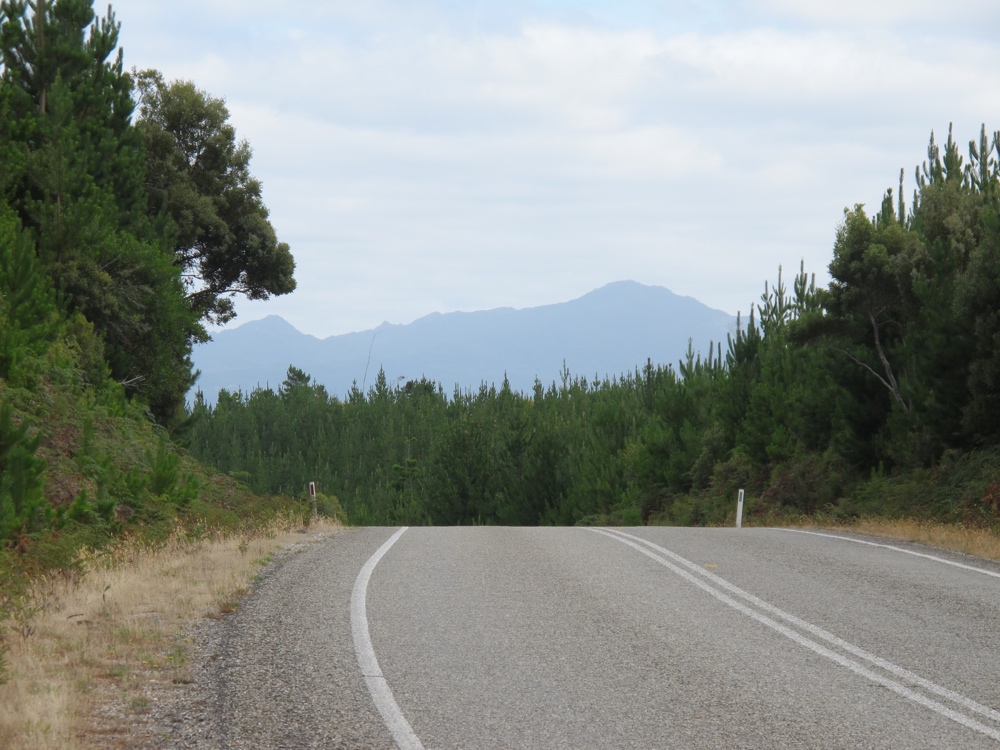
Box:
[191,281,736,402]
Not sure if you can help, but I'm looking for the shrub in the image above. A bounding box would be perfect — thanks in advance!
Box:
[759,450,851,515]
[0,402,48,542]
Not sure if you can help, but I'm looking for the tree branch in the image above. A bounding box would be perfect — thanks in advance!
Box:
[832,317,911,413]
[832,347,894,392]
[869,312,910,413]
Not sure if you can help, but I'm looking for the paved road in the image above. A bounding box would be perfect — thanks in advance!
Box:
[188,526,1000,748]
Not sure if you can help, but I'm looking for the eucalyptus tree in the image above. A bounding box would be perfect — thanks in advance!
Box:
[134,70,296,328]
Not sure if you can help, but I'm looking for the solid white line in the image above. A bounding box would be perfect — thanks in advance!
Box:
[591,528,1000,743]
[351,527,424,750]
[772,527,1000,580]
[604,528,1000,724]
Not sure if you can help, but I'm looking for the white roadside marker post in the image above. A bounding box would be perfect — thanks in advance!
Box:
[309,481,317,519]
[736,488,745,529]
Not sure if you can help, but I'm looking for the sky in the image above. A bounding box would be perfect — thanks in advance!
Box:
[107,0,1000,339]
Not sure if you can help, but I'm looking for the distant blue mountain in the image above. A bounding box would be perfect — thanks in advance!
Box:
[190,281,736,402]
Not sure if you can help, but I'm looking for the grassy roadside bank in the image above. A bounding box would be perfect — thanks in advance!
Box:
[0,516,339,750]
[795,517,1000,562]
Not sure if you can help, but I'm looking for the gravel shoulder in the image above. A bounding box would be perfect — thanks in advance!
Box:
[96,526,399,749]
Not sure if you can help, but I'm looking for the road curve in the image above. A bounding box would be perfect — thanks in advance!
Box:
[169,526,1000,748]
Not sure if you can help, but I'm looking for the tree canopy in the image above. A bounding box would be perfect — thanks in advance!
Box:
[135,70,296,328]
[0,0,295,426]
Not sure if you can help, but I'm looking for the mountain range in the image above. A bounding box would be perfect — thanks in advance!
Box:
[190,281,736,402]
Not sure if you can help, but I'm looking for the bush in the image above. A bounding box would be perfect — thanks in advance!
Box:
[147,436,181,497]
[758,450,851,515]
[710,448,755,504]
[0,402,48,542]
[314,492,346,523]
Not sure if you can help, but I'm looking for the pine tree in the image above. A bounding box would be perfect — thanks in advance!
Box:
[0,0,144,229]
[0,206,59,382]
[0,0,199,425]
[0,401,47,541]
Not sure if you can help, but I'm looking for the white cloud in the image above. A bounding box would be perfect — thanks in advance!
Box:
[105,0,1000,338]
[576,127,722,177]
[662,28,1000,111]
[757,0,1000,26]
[475,24,664,129]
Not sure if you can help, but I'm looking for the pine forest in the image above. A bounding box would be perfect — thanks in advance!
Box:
[3,1,1000,565]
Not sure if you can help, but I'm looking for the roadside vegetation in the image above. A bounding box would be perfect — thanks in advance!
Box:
[189,126,1000,530]
[798,518,1000,563]
[0,1,329,741]
[0,516,337,749]
[2,0,1000,746]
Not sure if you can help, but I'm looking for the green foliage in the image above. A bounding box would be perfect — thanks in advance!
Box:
[0,209,60,384]
[146,436,180,497]
[0,401,47,540]
[836,447,1000,524]
[0,3,292,427]
[3,13,998,548]
[0,0,144,227]
[185,126,1000,529]
[759,451,851,516]
[63,312,109,388]
[134,70,296,327]
[64,227,197,427]
[956,206,1000,443]
[314,492,345,522]
[66,487,97,524]
[0,0,194,424]
[795,124,1000,467]
[0,350,306,559]
[0,9,305,658]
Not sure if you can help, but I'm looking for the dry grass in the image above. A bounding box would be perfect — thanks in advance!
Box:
[0,517,339,750]
[797,517,1000,562]
[5,515,995,749]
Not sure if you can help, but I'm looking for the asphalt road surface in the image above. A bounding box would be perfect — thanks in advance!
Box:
[190,526,1000,749]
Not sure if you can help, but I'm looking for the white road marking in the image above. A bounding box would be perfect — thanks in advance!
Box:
[606,528,1000,723]
[593,528,1000,743]
[351,527,424,750]
[773,527,1000,580]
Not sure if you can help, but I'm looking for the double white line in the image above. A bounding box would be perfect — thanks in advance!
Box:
[592,527,1000,743]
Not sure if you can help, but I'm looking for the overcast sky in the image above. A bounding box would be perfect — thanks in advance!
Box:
[109,0,1000,338]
